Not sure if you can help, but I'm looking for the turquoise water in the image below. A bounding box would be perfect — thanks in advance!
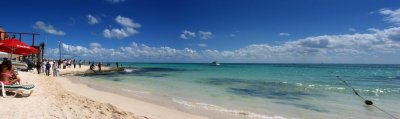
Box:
[83,63,400,119]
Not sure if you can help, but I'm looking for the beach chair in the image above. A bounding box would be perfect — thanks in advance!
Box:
[0,82,35,97]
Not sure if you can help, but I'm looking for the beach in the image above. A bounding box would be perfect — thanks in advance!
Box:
[1,63,399,119]
[0,65,206,119]
[2,1,400,119]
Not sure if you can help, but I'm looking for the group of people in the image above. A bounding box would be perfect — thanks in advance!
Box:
[0,60,21,85]
[36,60,59,77]
[90,63,103,71]
[88,62,121,72]
[57,59,82,69]
[34,59,122,74]
[1,59,122,84]
[36,59,87,77]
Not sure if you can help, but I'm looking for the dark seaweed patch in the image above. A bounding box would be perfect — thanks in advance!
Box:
[124,67,189,78]
[137,67,188,72]
[111,78,123,81]
[228,84,314,100]
[200,78,322,100]
[201,78,247,85]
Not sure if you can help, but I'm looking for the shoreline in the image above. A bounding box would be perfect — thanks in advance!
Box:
[0,65,207,119]
[55,74,207,119]
[60,66,290,119]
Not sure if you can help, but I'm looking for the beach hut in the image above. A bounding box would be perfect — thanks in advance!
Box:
[0,26,43,61]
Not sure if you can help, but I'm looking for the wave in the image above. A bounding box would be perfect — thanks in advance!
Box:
[172,98,287,119]
[121,89,151,94]
[124,68,134,73]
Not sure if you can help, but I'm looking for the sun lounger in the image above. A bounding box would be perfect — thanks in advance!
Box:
[1,82,35,97]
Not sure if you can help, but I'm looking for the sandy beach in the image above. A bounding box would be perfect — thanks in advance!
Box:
[0,65,207,119]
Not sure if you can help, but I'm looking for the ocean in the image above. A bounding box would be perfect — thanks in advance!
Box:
[75,63,400,119]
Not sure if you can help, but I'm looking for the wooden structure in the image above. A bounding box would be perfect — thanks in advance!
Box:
[0,26,43,62]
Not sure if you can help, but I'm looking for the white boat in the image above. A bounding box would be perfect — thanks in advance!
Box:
[210,61,220,66]
[124,68,134,73]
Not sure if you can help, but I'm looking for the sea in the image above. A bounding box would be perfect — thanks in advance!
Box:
[73,63,400,119]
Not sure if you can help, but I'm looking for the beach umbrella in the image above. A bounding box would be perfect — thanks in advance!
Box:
[0,38,38,57]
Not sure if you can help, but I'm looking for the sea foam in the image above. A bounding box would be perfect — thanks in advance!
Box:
[172,98,288,119]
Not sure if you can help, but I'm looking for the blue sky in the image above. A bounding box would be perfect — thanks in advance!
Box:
[2,0,400,63]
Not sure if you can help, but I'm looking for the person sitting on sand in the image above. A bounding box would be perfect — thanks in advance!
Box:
[10,67,21,84]
[90,63,95,71]
[0,61,20,85]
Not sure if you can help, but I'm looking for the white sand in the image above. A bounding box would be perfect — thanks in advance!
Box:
[0,65,207,119]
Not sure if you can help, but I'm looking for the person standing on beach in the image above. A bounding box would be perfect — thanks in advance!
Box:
[98,63,102,71]
[42,61,45,73]
[52,61,58,77]
[79,60,82,68]
[36,61,41,74]
[116,62,119,68]
[63,60,67,69]
[45,62,51,76]
[73,60,76,68]
[58,60,62,68]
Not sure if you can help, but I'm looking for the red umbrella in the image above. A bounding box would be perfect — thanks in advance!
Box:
[0,38,38,56]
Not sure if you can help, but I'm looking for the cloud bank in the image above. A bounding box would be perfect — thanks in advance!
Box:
[46,27,400,63]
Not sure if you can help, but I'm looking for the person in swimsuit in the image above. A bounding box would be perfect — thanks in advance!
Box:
[0,61,20,85]
[10,67,21,84]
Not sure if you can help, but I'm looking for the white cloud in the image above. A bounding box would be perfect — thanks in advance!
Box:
[90,42,102,48]
[46,27,400,63]
[46,42,200,61]
[103,27,138,39]
[106,0,126,4]
[180,30,196,39]
[33,21,65,35]
[348,28,357,32]
[198,43,207,47]
[180,30,213,40]
[115,15,141,28]
[198,31,213,40]
[87,14,100,25]
[103,15,141,39]
[379,8,400,25]
[279,32,290,36]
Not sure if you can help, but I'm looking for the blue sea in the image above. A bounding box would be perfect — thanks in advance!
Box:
[77,63,400,119]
